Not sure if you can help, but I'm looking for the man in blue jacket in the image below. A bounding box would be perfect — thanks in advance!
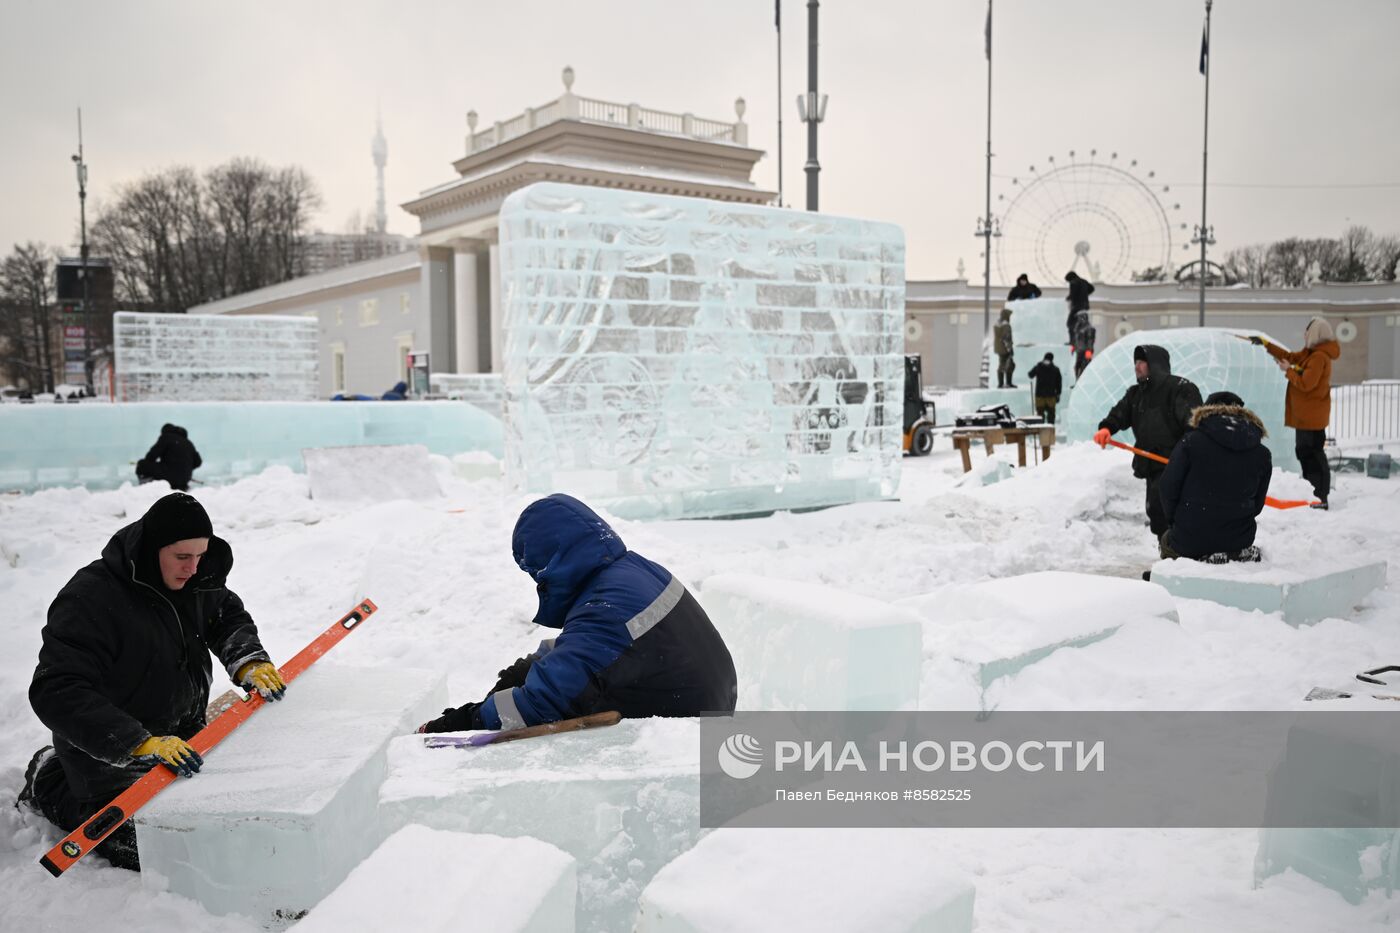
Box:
[1157,391,1272,562]
[420,494,737,733]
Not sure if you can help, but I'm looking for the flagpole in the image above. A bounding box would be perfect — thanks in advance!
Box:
[1198,0,1213,326]
[776,1,784,207]
[983,0,993,337]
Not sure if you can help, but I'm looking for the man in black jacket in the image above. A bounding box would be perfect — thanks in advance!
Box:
[18,493,285,870]
[1158,391,1272,561]
[1064,271,1095,345]
[1007,274,1042,301]
[1094,345,1203,547]
[1027,352,1063,424]
[136,423,202,491]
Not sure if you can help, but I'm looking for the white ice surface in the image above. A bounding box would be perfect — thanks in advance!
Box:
[137,664,446,922]
[380,718,699,933]
[636,827,975,932]
[294,825,575,933]
[4,442,1400,931]
[699,573,922,710]
[499,182,906,520]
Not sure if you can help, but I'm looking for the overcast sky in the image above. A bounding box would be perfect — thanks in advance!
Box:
[3,0,1398,281]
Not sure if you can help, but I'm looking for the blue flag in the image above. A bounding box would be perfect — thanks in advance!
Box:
[1199,21,1208,75]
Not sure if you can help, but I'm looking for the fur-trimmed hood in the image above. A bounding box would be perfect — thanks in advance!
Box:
[1190,403,1267,451]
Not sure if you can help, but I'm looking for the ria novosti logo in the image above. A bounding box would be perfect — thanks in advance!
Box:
[717,733,764,779]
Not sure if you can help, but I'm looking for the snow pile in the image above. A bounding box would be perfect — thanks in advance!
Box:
[2,439,1400,931]
[294,825,576,933]
[302,444,442,502]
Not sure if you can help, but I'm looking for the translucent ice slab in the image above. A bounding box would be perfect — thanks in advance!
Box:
[114,311,318,402]
[0,401,502,493]
[303,444,442,502]
[636,827,975,932]
[699,573,922,711]
[897,571,1178,705]
[1254,714,1400,904]
[295,825,576,933]
[378,717,701,933]
[1149,558,1387,626]
[136,665,447,924]
[1063,327,1294,467]
[498,182,906,520]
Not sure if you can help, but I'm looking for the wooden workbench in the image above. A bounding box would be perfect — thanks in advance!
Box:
[950,424,1056,472]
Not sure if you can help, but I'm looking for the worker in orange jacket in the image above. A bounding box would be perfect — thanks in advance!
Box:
[1249,317,1340,509]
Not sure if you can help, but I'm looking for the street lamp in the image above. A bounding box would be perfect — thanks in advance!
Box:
[974,215,1002,334]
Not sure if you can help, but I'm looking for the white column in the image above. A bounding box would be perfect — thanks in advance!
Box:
[489,241,503,374]
[453,245,479,373]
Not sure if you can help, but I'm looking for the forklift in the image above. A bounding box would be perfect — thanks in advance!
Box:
[903,354,936,456]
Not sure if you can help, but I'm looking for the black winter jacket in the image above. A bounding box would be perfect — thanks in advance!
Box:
[141,424,202,491]
[1066,275,1095,312]
[1007,282,1042,301]
[1158,405,1272,558]
[29,522,270,799]
[1098,345,1203,478]
[1028,361,1063,399]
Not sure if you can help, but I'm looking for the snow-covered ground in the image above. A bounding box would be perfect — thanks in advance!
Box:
[2,443,1398,930]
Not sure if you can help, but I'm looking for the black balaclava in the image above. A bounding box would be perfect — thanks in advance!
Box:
[136,493,213,594]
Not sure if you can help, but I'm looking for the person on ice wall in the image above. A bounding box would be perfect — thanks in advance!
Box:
[135,423,202,491]
[1064,270,1095,345]
[1157,391,1272,563]
[1007,273,1041,301]
[17,493,286,871]
[1251,318,1339,509]
[1094,345,1203,553]
[994,308,1017,388]
[419,494,738,734]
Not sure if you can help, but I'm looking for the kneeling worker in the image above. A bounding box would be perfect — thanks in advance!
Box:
[420,494,737,733]
[1158,391,1273,562]
[19,493,285,870]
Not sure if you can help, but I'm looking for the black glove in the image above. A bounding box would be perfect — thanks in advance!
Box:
[1247,335,1266,346]
[490,656,536,694]
[418,702,482,734]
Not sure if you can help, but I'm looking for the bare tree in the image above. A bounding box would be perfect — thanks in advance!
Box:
[91,158,321,311]
[1223,244,1270,287]
[0,243,60,392]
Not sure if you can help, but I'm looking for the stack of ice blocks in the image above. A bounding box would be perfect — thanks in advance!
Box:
[378,717,702,933]
[136,665,447,923]
[498,182,906,520]
[1150,558,1386,626]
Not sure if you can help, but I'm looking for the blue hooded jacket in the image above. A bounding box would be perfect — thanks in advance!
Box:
[475,494,737,730]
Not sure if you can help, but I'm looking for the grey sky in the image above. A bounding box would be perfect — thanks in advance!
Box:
[3,0,1397,281]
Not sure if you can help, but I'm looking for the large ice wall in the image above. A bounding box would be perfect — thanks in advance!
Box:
[0,401,502,493]
[136,665,447,923]
[499,182,906,520]
[1063,327,1294,466]
[114,311,318,402]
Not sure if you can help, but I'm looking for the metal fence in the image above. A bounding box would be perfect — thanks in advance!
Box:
[1330,381,1400,444]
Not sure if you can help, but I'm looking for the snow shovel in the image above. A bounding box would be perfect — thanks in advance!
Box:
[1105,438,1318,510]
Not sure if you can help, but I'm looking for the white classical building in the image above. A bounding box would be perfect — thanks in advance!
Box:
[193,68,771,397]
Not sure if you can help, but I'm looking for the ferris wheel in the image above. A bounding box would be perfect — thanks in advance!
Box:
[994,150,1185,286]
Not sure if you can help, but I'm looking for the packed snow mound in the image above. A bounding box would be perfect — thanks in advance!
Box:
[303,443,442,502]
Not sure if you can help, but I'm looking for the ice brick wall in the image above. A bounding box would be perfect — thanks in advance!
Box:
[114,311,318,401]
[1063,327,1294,467]
[983,296,1078,390]
[499,182,906,520]
[430,372,505,420]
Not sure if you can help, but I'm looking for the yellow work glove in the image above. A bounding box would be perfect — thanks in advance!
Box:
[132,735,203,778]
[236,660,287,701]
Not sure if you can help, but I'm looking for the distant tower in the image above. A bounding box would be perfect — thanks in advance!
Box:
[371,111,388,235]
